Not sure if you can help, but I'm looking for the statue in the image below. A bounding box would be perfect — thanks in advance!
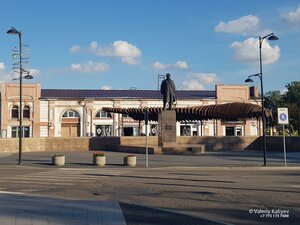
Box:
[160,73,176,110]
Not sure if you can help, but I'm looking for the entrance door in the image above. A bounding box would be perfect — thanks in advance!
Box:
[225,127,235,136]
[123,127,133,136]
[61,123,80,137]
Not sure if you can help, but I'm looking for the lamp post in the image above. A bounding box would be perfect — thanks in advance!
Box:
[7,27,33,165]
[245,33,278,166]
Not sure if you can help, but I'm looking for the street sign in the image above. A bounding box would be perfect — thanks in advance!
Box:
[278,108,289,125]
[278,108,289,166]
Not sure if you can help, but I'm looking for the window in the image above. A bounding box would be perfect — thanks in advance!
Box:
[95,110,112,118]
[11,126,30,138]
[236,127,242,136]
[180,125,191,136]
[11,105,19,119]
[23,105,30,119]
[62,110,80,118]
[23,127,30,137]
[11,127,19,138]
[225,127,235,136]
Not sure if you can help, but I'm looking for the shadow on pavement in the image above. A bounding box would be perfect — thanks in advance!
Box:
[119,202,226,225]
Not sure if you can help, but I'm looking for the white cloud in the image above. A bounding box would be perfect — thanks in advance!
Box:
[181,73,219,90]
[100,85,112,90]
[0,62,5,71]
[70,40,142,65]
[0,74,12,83]
[70,45,81,53]
[71,61,110,73]
[175,60,189,69]
[90,41,98,51]
[153,60,189,70]
[0,67,14,83]
[230,38,280,65]
[153,61,167,70]
[29,69,40,77]
[283,5,300,24]
[215,15,260,35]
[0,65,40,81]
[90,40,142,65]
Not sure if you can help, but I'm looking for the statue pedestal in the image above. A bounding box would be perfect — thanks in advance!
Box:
[158,110,176,146]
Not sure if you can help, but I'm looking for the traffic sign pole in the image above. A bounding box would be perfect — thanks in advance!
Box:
[283,124,287,166]
[278,108,289,166]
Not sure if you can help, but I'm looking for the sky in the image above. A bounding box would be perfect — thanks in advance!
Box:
[0,0,299,92]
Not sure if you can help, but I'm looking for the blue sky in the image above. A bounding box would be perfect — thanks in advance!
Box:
[0,0,299,92]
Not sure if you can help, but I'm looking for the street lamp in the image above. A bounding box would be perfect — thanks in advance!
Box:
[7,27,33,165]
[245,33,278,166]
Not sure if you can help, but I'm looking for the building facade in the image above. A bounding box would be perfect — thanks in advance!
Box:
[0,83,260,138]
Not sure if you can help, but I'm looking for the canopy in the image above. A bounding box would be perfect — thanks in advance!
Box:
[103,102,272,122]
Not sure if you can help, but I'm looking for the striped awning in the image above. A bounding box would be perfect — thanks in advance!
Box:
[103,102,271,121]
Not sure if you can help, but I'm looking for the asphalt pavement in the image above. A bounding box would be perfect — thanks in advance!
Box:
[0,150,299,225]
[1,150,300,168]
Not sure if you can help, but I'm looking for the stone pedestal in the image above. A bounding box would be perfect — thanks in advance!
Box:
[158,110,176,146]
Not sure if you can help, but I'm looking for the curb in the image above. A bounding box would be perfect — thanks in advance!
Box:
[148,166,300,171]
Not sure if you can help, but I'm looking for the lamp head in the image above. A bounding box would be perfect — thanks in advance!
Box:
[267,34,278,41]
[7,27,19,35]
[24,74,33,79]
[245,77,254,83]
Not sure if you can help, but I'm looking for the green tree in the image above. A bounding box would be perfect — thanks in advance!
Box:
[264,81,300,136]
[264,90,283,134]
[283,81,300,135]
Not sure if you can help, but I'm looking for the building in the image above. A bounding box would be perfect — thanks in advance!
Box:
[0,83,260,138]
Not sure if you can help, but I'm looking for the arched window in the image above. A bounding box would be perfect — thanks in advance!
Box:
[11,105,19,119]
[95,110,112,118]
[62,110,80,118]
[23,105,30,119]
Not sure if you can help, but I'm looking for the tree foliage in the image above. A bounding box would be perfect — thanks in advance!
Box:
[283,81,300,135]
[264,81,300,135]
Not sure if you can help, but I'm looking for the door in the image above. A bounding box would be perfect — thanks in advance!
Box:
[61,123,80,137]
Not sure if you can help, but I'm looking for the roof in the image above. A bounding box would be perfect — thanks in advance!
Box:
[40,89,216,99]
[103,103,271,121]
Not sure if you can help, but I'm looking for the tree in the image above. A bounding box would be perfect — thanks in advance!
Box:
[283,81,300,135]
[264,81,300,136]
[264,90,283,134]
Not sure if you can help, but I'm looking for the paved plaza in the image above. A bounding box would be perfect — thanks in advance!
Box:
[0,150,300,225]
[1,150,300,168]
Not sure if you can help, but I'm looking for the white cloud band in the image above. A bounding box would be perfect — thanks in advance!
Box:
[71,61,110,73]
[283,4,300,24]
[181,73,219,90]
[153,60,189,70]
[215,15,260,35]
[71,40,142,65]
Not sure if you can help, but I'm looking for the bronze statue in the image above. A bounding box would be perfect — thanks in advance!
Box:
[160,73,176,110]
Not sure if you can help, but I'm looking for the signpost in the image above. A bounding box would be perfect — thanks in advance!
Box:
[278,108,289,166]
